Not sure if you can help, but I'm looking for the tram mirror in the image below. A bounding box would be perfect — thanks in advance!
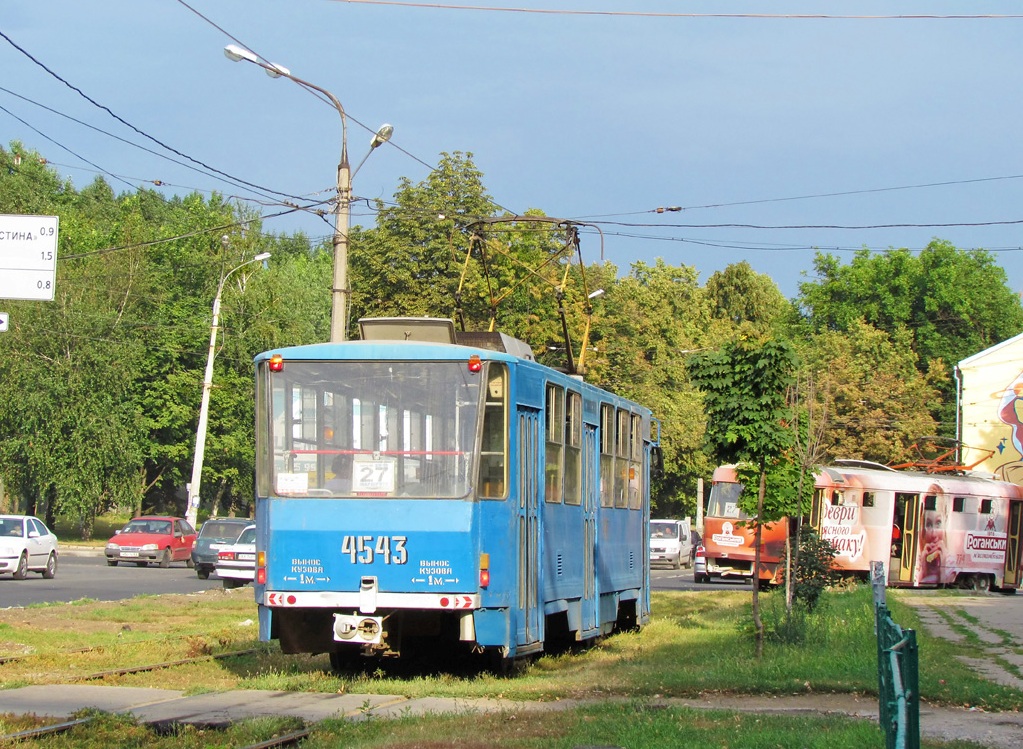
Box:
[650,446,664,479]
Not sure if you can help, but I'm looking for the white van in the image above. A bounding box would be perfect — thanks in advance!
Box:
[649,518,694,569]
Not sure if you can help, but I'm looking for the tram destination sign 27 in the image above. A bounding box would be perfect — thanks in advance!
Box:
[0,214,58,301]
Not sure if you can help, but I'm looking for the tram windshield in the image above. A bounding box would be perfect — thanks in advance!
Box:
[260,360,487,499]
[706,480,748,520]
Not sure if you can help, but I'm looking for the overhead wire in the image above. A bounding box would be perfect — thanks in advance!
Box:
[0,27,311,205]
[6,6,1022,274]
[0,83,321,208]
[173,0,439,175]
[329,2,1023,20]
[0,102,139,192]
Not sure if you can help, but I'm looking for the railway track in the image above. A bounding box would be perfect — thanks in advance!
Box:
[0,717,312,748]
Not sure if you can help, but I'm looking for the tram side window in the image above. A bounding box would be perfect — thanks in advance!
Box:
[545,384,565,503]
[479,364,508,499]
[628,413,643,509]
[614,408,630,508]
[953,497,966,513]
[924,495,937,511]
[980,499,993,515]
[255,369,270,497]
[863,492,875,508]
[599,404,615,508]
[563,391,582,505]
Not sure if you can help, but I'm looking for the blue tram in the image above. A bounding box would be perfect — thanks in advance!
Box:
[252,318,660,669]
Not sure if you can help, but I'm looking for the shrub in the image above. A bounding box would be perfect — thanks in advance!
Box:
[793,526,841,611]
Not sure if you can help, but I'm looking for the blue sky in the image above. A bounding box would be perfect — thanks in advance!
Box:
[3,1,1023,299]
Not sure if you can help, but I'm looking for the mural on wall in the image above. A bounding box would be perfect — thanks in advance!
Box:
[957,333,1023,487]
[995,370,1023,484]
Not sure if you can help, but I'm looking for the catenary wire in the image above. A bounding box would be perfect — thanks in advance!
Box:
[0,28,311,204]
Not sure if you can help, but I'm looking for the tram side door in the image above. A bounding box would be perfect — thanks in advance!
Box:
[516,408,542,647]
[1004,500,1023,588]
[892,493,920,584]
[582,423,598,634]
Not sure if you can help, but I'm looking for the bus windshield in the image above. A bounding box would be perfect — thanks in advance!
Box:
[706,480,748,519]
[262,360,484,499]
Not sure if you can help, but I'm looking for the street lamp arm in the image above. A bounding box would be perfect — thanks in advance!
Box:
[224,45,347,162]
[224,43,391,343]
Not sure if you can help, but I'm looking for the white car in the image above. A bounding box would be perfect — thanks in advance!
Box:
[215,524,256,589]
[649,518,694,570]
[0,515,58,580]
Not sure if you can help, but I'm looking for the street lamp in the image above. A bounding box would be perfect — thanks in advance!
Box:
[186,251,271,528]
[224,44,393,341]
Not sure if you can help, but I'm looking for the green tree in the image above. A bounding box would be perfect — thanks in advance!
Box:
[798,241,1023,433]
[591,260,716,516]
[688,336,798,655]
[795,320,943,463]
[705,261,790,333]
[0,146,291,529]
[349,152,499,330]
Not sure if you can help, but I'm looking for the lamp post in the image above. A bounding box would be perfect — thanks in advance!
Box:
[186,251,271,528]
[224,44,393,341]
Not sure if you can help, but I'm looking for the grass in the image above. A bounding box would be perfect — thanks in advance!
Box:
[0,584,1017,747]
[0,704,988,749]
[1,584,1020,709]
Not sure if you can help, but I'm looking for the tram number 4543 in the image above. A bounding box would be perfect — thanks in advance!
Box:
[341,535,408,565]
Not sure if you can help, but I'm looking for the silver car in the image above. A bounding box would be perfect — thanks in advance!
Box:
[0,515,58,579]
[215,524,256,589]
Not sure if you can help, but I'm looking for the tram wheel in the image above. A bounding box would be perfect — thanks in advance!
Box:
[972,574,991,593]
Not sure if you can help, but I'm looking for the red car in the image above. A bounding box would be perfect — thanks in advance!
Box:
[105,516,197,568]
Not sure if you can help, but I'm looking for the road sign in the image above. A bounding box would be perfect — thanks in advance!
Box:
[0,214,59,301]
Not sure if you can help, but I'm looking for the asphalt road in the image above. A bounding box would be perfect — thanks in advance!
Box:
[650,566,754,592]
[0,548,223,608]
[0,550,739,609]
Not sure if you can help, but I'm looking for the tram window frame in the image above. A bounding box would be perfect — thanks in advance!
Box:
[563,391,582,506]
[953,496,966,513]
[599,403,615,508]
[980,498,994,515]
[478,364,509,500]
[545,384,565,504]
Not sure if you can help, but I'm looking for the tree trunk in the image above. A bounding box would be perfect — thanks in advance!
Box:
[753,469,766,658]
[211,477,229,519]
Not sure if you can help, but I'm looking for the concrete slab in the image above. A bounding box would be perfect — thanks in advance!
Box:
[0,685,183,719]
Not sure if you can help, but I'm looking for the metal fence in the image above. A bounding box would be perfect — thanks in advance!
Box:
[871,561,920,749]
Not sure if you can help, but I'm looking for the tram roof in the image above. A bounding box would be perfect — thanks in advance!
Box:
[254,339,523,364]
